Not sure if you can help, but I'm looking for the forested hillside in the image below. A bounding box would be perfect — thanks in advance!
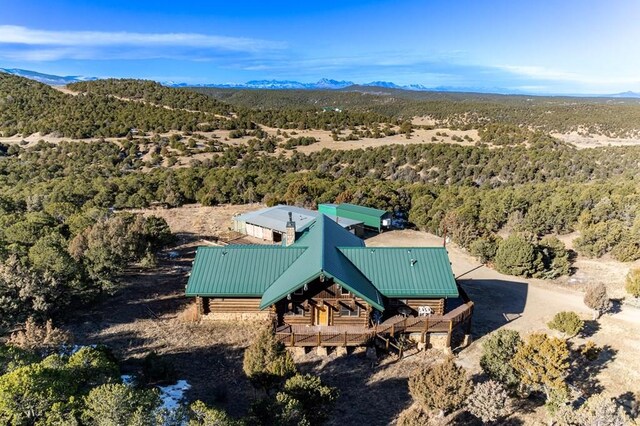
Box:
[194,86,640,137]
[1,74,640,424]
[2,75,640,330]
[0,74,250,138]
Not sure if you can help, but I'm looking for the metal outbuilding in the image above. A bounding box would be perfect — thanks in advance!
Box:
[318,203,392,232]
[233,204,363,243]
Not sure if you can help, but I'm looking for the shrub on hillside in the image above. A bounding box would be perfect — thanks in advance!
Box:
[469,236,500,264]
[584,283,611,319]
[142,351,176,385]
[547,311,584,338]
[610,237,640,262]
[408,358,472,415]
[494,234,543,277]
[397,405,432,426]
[554,393,630,426]
[479,329,522,389]
[81,383,161,426]
[189,400,241,426]
[8,318,72,355]
[626,268,640,298]
[538,236,571,278]
[510,333,570,404]
[466,380,512,423]
[243,325,296,392]
[278,374,338,425]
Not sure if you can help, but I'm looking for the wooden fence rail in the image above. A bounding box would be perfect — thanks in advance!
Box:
[276,300,474,348]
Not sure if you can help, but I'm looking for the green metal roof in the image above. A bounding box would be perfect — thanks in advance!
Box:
[338,247,459,298]
[185,246,306,297]
[337,203,388,218]
[185,215,457,310]
[335,203,389,230]
[260,215,384,311]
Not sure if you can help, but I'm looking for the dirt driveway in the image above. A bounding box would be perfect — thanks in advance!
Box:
[368,230,640,398]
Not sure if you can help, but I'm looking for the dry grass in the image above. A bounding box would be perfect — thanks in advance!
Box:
[177,302,200,323]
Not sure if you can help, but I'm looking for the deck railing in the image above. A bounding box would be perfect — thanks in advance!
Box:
[276,300,474,347]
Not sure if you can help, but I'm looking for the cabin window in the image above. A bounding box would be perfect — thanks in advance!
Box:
[340,287,350,296]
[340,304,359,317]
[286,303,305,316]
[293,288,304,296]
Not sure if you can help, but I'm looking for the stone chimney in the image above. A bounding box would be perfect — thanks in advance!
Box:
[285,212,296,246]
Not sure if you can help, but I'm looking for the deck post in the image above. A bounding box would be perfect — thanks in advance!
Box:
[385,338,390,351]
[391,324,395,336]
[463,317,473,346]
[445,320,453,351]
[344,331,347,346]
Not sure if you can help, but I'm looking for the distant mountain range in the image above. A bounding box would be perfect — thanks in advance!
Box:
[1,67,640,98]
[0,68,97,85]
[164,78,432,91]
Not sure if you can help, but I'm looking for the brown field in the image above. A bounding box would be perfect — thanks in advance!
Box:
[65,204,640,425]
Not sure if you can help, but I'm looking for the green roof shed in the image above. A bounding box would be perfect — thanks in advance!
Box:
[335,203,389,231]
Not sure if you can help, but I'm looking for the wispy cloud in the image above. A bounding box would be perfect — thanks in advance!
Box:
[499,64,640,89]
[0,25,285,61]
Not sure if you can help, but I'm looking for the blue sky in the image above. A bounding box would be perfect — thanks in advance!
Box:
[1,0,639,94]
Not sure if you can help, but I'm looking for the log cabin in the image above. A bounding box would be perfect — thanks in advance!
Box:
[185,214,473,350]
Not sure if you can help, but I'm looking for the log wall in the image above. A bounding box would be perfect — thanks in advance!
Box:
[387,298,445,315]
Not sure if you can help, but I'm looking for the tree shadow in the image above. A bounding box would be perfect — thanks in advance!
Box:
[295,351,415,426]
[615,391,640,420]
[567,344,617,400]
[450,410,525,425]
[580,320,601,338]
[457,279,528,339]
[608,298,624,315]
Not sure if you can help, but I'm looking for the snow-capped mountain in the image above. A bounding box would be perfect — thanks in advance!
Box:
[0,68,97,85]
[3,67,639,97]
[189,78,356,90]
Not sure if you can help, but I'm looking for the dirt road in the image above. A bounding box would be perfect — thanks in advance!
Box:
[367,230,640,397]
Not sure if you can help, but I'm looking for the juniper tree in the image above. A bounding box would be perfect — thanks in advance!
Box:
[479,329,522,389]
[242,325,296,392]
[408,358,472,416]
[510,333,570,403]
[547,311,584,338]
[626,268,640,298]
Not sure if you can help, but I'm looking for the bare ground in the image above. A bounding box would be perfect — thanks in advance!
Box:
[64,206,640,424]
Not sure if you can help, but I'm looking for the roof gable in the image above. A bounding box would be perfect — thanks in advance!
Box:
[338,247,459,298]
[260,215,384,311]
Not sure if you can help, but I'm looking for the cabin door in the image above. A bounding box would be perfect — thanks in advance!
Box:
[314,305,330,326]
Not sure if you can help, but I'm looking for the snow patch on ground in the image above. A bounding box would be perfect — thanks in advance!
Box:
[121,374,134,386]
[158,380,191,410]
[60,344,97,356]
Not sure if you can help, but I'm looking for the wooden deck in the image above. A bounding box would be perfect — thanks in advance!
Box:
[275,298,474,348]
[276,324,373,346]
